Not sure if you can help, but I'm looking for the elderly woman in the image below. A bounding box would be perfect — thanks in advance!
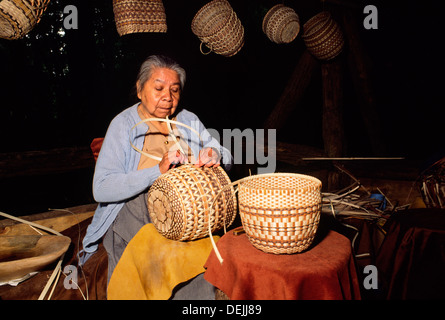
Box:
[81,55,232,297]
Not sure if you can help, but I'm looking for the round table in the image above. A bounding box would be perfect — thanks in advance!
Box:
[204,228,361,300]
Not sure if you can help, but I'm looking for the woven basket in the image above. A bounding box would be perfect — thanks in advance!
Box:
[302,11,344,61]
[0,0,50,40]
[419,156,445,209]
[147,164,237,241]
[238,173,322,254]
[113,0,167,36]
[262,4,300,44]
[191,0,244,57]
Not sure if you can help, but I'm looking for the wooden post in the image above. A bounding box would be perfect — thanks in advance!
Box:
[263,50,318,129]
[321,58,345,190]
[321,59,345,158]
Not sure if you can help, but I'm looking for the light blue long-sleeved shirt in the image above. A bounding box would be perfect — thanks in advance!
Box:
[80,104,232,263]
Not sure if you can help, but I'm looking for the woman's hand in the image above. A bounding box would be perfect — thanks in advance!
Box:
[195,147,220,168]
[159,149,187,174]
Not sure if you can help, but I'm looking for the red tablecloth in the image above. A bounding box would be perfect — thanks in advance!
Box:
[204,229,361,300]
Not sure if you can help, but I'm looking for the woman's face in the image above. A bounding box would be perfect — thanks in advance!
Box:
[137,67,181,118]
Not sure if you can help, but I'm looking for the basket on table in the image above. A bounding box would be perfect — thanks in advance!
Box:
[238,173,322,254]
[262,4,300,44]
[0,0,50,40]
[302,11,344,61]
[147,164,237,241]
[113,0,167,36]
[191,0,244,57]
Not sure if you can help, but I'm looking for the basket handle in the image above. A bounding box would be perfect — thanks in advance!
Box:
[130,116,203,162]
[199,41,213,55]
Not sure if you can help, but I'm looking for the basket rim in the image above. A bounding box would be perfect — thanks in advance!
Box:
[191,0,232,36]
[238,172,322,191]
[263,4,299,43]
[303,11,332,38]
[262,3,285,34]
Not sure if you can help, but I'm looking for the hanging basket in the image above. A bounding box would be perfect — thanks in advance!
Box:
[113,0,167,36]
[262,4,300,44]
[0,0,50,40]
[302,11,344,61]
[191,0,244,57]
[238,173,322,254]
[147,164,237,241]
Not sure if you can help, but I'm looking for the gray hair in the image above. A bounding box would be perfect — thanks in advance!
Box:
[136,55,186,93]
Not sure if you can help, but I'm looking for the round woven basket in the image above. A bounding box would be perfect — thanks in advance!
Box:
[113,0,167,36]
[302,11,344,61]
[262,4,300,44]
[191,0,244,57]
[147,164,237,241]
[0,0,50,40]
[238,173,322,254]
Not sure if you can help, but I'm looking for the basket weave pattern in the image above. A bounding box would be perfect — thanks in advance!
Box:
[302,11,344,61]
[191,0,244,57]
[147,164,237,241]
[262,4,300,44]
[0,0,50,40]
[113,0,167,36]
[239,174,322,254]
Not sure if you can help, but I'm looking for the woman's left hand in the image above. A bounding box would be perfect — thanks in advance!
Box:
[195,147,220,168]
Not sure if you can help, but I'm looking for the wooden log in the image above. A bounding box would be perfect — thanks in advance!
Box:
[0,146,95,179]
[0,204,98,228]
[263,50,318,129]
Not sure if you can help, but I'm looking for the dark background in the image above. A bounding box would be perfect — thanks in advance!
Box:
[0,0,444,215]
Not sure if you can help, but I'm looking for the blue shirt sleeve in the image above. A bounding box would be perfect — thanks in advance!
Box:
[92,112,161,203]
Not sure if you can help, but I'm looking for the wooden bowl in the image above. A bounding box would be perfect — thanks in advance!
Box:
[0,235,70,283]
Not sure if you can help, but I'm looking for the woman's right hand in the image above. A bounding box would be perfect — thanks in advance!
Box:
[159,149,187,174]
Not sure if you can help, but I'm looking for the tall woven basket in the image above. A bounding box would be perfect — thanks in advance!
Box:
[302,11,344,61]
[262,4,300,44]
[113,0,167,36]
[0,0,50,40]
[147,164,237,241]
[191,0,244,57]
[238,173,322,254]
